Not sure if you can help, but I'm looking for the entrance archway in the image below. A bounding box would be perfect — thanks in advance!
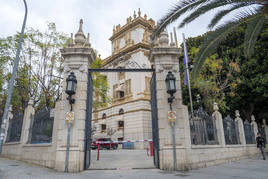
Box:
[84,68,159,169]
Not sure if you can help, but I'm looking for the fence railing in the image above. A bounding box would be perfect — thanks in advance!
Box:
[223,115,240,145]
[243,120,255,144]
[190,107,218,145]
[6,112,24,143]
[30,107,54,144]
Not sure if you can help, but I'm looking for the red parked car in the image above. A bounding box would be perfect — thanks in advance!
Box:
[91,138,118,150]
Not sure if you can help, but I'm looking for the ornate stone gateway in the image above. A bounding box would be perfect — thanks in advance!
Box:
[84,68,159,169]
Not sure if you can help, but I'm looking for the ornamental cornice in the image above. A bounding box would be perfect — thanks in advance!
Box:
[110,17,155,41]
[103,42,151,66]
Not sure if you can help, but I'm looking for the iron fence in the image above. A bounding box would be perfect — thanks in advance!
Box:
[6,112,24,142]
[243,120,255,144]
[30,107,54,144]
[190,107,218,145]
[223,115,240,145]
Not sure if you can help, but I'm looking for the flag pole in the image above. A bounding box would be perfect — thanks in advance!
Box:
[182,33,194,117]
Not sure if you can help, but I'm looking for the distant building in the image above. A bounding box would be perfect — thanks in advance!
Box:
[92,9,155,148]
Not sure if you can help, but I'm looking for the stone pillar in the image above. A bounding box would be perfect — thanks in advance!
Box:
[54,19,95,172]
[262,119,268,143]
[235,110,246,145]
[150,30,191,170]
[21,99,35,144]
[3,106,13,143]
[251,115,258,138]
[212,102,225,147]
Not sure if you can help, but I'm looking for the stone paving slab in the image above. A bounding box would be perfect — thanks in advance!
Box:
[90,149,154,169]
[0,155,268,179]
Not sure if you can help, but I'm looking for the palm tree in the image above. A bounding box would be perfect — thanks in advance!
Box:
[152,0,268,79]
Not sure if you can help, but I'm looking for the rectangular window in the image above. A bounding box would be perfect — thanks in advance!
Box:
[119,91,124,98]
[118,121,124,128]
[101,124,106,132]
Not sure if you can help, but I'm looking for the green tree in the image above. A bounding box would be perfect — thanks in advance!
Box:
[0,22,68,112]
[90,56,111,110]
[180,21,268,121]
[153,0,268,79]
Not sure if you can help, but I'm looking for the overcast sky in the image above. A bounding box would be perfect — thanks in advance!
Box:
[0,0,220,58]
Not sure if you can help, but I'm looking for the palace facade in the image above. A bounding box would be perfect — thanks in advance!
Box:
[92,9,155,148]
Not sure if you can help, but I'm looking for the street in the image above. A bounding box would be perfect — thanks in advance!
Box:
[0,154,267,179]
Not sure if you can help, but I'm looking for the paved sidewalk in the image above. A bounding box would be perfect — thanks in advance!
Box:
[90,149,154,169]
[0,156,267,179]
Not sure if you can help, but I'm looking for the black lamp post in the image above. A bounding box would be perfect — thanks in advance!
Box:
[64,72,77,172]
[165,71,177,105]
[65,72,77,111]
[165,71,177,170]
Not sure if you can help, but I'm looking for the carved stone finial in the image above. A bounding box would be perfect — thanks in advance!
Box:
[158,29,169,47]
[85,33,91,47]
[170,32,175,47]
[69,33,74,47]
[144,14,147,20]
[113,26,115,34]
[78,19,83,32]
[213,102,219,112]
[138,8,141,17]
[98,54,101,59]
[134,10,137,19]
[75,19,86,46]
[251,115,256,122]
[235,110,240,118]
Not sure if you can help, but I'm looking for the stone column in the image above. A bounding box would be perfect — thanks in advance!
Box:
[212,102,226,147]
[3,106,13,143]
[21,99,35,144]
[251,115,258,138]
[262,119,268,143]
[54,19,95,172]
[235,110,246,145]
[150,30,191,170]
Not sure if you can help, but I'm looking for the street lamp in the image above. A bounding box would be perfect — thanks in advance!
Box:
[165,71,176,104]
[65,72,77,110]
[165,71,177,171]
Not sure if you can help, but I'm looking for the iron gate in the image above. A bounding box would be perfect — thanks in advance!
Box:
[84,68,159,169]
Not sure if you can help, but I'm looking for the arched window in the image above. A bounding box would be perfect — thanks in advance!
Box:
[119,109,124,115]
[102,113,106,119]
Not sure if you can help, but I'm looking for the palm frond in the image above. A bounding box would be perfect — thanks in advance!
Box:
[208,2,256,29]
[151,0,210,40]
[179,0,259,28]
[244,14,266,58]
[179,0,228,28]
[191,11,257,80]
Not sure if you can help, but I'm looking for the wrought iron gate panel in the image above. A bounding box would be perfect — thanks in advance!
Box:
[190,107,218,145]
[150,72,160,168]
[30,107,54,144]
[84,72,93,169]
[6,112,24,142]
[84,68,158,169]
[223,115,240,145]
[244,120,255,144]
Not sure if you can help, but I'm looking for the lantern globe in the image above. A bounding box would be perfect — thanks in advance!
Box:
[65,72,77,96]
[165,71,176,95]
